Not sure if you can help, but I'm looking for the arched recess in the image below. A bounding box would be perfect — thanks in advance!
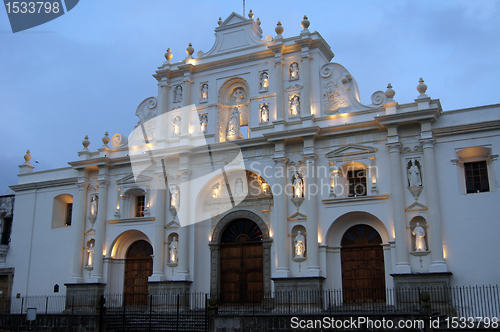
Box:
[105,230,152,296]
[209,210,272,300]
[325,212,391,292]
[217,77,251,141]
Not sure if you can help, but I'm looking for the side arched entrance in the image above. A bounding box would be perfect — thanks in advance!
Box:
[210,210,272,304]
[124,240,153,305]
[341,224,385,302]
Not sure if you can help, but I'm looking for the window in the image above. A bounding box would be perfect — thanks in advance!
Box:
[1,217,12,245]
[465,161,489,194]
[65,203,73,226]
[348,169,367,197]
[136,195,145,218]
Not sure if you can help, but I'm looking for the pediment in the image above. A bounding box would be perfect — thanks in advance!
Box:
[166,220,179,228]
[116,173,152,185]
[326,144,377,158]
[84,227,96,235]
[219,12,247,27]
[405,202,428,212]
[288,211,307,221]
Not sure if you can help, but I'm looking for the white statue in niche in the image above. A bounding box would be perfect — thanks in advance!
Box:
[174,85,183,103]
[199,114,208,133]
[89,195,98,216]
[260,72,269,91]
[201,83,209,101]
[290,95,300,116]
[290,62,299,80]
[86,239,95,267]
[169,237,178,263]
[408,160,422,187]
[292,173,304,198]
[227,107,242,140]
[170,187,180,208]
[232,88,245,104]
[413,223,427,252]
[260,104,269,123]
[234,178,244,196]
[211,183,220,198]
[294,231,305,258]
[173,116,181,135]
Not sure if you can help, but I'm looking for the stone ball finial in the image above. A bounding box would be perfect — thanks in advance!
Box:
[417,78,428,96]
[385,83,396,100]
[186,43,194,57]
[164,48,173,62]
[301,15,310,29]
[102,132,110,146]
[82,135,90,149]
[256,17,261,26]
[248,9,254,19]
[24,150,32,163]
[218,17,223,26]
[275,21,284,35]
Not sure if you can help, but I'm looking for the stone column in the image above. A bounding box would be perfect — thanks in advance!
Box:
[175,169,191,280]
[150,173,166,281]
[269,43,285,127]
[272,157,290,277]
[304,154,321,276]
[90,177,109,283]
[182,65,194,108]
[295,38,312,120]
[387,142,411,274]
[421,138,448,272]
[70,179,89,283]
[157,80,170,115]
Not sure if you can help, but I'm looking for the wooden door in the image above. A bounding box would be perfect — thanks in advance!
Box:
[341,225,385,302]
[124,240,153,305]
[219,219,263,304]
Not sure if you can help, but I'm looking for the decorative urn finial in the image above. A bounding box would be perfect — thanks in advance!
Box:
[164,48,173,62]
[217,17,223,26]
[275,21,284,35]
[417,78,428,98]
[301,15,310,29]
[248,9,254,19]
[102,132,110,146]
[82,135,90,149]
[385,83,396,100]
[24,150,32,163]
[186,43,194,57]
[256,17,261,26]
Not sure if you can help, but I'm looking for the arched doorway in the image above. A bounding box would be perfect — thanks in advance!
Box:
[220,218,263,304]
[341,224,385,302]
[124,240,153,305]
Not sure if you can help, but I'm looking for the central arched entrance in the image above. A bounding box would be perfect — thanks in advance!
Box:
[220,218,263,304]
[124,240,153,305]
[341,224,385,302]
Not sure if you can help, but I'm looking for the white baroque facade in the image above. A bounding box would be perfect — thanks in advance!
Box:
[6,12,500,303]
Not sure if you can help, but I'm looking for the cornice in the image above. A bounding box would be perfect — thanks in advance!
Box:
[433,120,500,137]
[10,177,78,192]
[375,107,441,126]
[264,126,320,141]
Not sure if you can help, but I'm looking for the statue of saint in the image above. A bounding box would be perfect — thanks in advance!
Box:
[169,237,178,263]
[232,88,245,104]
[261,104,269,122]
[199,114,208,133]
[408,162,422,187]
[174,85,183,103]
[201,84,209,101]
[290,95,300,116]
[290,62,299,80]
[292,173,304,198]
[170,187,180,208]
[173,116,181,135]
[86,240,95,267]
[412,223,427,252]
[294,231,305,258]
[211,183,220,198]
[234,178,244,196]
[90,195,98,216]
[260,72,269,90]
[227,107,242,140]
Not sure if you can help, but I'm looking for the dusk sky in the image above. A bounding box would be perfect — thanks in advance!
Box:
[1,1,499,194]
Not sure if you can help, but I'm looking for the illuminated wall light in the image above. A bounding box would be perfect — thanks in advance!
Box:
[443,247,447,259]
[208,234,212,242]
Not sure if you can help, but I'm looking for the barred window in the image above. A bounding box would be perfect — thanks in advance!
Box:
[465,161,489,194]
[136,195,145,218]
[65,203,73,226]
[348,169,367,197]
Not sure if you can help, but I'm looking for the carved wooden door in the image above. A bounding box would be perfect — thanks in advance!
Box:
[220,219,263,304]
[124,240,153,305]
[341,225,385,302]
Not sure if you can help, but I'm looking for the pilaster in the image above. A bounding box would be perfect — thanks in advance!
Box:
[69,178,89,283]
[89,171,109,284]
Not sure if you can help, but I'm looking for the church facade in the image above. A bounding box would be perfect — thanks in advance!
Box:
[6,12,500,304]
